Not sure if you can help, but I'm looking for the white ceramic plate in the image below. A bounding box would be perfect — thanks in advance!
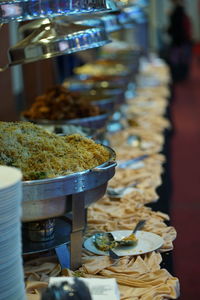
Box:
[0,166,22,190]
[84,230,164,256]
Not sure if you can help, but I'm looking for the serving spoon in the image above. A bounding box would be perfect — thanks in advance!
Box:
[93,220,146,251]
[115,220,146,246]
[107,183,138,197]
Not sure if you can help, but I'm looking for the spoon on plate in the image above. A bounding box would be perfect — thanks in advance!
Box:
[107,183,138,198]
[93,220,146,251]
[115,220,146,247]
[117,154,148,169]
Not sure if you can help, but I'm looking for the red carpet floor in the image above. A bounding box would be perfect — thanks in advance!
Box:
[171,57,200,299]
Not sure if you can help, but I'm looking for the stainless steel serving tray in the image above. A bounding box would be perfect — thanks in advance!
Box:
[29,123,98,138]
[63,77,125,91]
[24,112,111,130]
[82,89,125,110]
[7,22,110,66]
[22,144,116,221]
[74,64,130,78]
[92,97,116,111]
[62,112,111,129]
[61,82,125,109]
[0,0,117,23]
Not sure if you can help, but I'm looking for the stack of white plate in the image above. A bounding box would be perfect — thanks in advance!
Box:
[0,166,26,300]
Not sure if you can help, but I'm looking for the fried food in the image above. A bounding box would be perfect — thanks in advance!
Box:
[22,85,100,121]
[0,122,110,180]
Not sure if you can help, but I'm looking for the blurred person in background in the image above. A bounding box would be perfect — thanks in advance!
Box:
[168,0,193,81]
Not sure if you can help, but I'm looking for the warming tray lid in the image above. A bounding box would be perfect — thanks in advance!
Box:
[0,0,117,23]
[8,21,110,66]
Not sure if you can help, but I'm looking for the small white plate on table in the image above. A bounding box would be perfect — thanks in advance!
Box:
[84,230,164,256]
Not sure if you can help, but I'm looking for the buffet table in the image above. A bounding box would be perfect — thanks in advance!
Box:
[25,58,180,300]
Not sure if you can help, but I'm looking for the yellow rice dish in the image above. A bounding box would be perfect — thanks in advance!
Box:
[0,122,110,180]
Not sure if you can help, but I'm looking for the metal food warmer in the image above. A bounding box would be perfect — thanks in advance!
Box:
[0,0,117,23]
[22,145,116,270]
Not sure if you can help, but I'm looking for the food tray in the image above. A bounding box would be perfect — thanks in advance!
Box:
[22,145,116,221]
[0,0,115,23]
[67,112,111,129]
[61,85,125,111]
[32,123,98,138]
[63,77,126,92]
[73,73,130,86]
[90,90,125,110]
[92,97,116,111]
[26,111,110,129]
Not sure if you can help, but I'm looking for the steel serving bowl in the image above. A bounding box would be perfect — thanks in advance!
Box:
[26,112,111,129]
[82,89,125,111]
[22,144,116,221]
[92,97,116,111]
[67,112,111,129]
[63,76,126,91]
[24,123,98,138]
[60,85,125,111]
[75,73,130,89]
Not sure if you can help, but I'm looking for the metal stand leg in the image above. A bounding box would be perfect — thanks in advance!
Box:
[84,208,88,231]
[70,193,85,270]
[55,244,70,269]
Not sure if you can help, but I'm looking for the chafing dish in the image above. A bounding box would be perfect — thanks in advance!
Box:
[23,111,110,130]
[7,21,110,67]
[82,89,125,110]
[61,81,125,109]
[22,144,116,270]
[64,112,111,129]
[74,60,130,77]
[0,0,117,23]
[22,144,116,221]
[34,123,98,137]
[63,76,126,91]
